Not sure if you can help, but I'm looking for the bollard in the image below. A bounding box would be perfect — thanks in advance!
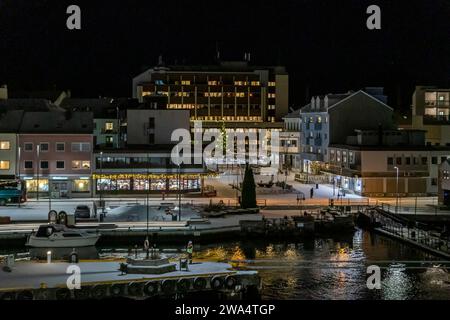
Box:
[47,251,52,264]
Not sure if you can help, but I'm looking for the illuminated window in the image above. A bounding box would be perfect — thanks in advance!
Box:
[208,80,218,86]
[444,170,450,180]
[0,160,10,170]
[268,93,276,98]
[268,81,276,87]
[72,161,81,169]
[236,92,245,98]
[0,141,10,150]
[181,80,191,85]
[82,161,91,169]
[26,179,48,192]
[250,81,260,86]
[73,180,90,193]
[268,105,275,110]
[105,122,114,131]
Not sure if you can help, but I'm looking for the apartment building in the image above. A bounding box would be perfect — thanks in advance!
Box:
[439,159,450,207]
[400,86,450,146]
[280,109,301,170]
[324,129,450,197]
[17,112,94,198]
[299,88,395,173]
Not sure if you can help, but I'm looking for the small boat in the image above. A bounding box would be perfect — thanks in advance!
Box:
[26,224,100,248]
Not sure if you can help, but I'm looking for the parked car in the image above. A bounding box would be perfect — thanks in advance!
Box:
[74,205,91,219]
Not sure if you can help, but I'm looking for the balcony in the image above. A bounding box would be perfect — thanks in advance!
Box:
[423,114,450,124]
[314,123,322,130]
[425,100,450,107]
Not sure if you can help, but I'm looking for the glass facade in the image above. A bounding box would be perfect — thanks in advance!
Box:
[95,177,201,192]
[26,179,49,192]
[73,179,90,193]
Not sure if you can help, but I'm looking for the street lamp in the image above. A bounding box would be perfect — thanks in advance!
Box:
[36,144,40,201]
[99,151,104,214]
[394,166,399,214]
[17,146,21,208]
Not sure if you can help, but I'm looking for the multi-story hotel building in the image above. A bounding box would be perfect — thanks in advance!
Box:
[400,86,450,146]
[132,60,289,131]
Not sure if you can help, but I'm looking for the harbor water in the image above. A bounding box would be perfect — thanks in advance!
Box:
[2,229,450,300]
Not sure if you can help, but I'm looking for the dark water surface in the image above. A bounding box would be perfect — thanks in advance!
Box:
[2,229,450,300]
[194,229,450,300]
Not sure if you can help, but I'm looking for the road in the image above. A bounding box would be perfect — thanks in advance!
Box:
[0,171,447,222]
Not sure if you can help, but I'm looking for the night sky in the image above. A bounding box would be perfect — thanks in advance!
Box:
[0,0,449,110]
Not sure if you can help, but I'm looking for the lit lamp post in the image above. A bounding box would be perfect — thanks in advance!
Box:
[99,151,104,214]
[36,144,40,201]
[394,166,399,214]
[18,146,21,208]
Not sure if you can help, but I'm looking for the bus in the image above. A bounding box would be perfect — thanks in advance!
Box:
[0,180,27,206]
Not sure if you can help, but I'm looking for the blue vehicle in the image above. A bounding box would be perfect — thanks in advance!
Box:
[0,180,27,206]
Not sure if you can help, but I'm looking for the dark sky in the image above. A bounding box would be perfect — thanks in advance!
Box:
[0,0,449,110]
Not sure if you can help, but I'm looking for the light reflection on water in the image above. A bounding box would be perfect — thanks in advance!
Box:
[194,229,450,300]
[2,229,450,300]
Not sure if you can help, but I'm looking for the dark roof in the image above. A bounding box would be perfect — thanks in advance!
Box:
[300,92,353,112]
[59,97,139,118]
[19,111,93,134]
[0,110,24,132]
[0,99,61,112]
[8,90,66,102]
[283,109,301,119]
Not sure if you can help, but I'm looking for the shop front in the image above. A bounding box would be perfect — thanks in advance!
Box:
[23,176,92,198]
[323,173,363,195]
[93,173,207,195]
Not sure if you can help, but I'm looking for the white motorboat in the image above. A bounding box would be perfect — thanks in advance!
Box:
[26,224,100,248]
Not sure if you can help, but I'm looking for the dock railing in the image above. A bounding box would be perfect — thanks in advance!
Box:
[363,207,450,257]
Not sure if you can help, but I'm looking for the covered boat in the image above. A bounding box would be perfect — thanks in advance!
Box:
[26,224,100,248]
